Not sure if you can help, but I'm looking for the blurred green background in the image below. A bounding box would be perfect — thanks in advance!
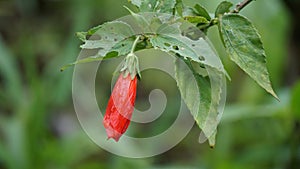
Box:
[0,0,299,169]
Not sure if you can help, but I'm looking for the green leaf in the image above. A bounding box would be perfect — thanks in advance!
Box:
[175,0,184,16]
[129,0,176,14]
[181,7,210,29]
[150,23,225,72]
[175,58,224,147]
[123,6,151,32]
[149,17,163,31]
[184,16,209,24]
[63,37,136,71]
[80,21,135,57]
[215,1,233,17]
[60,57,104,72]
[193,4,211,21]
[219,14,278,99]
[76,32,87,42]
[76,25,103,42]
[67,21,137,71]
[111,37,136,55]
[71,12,228,146]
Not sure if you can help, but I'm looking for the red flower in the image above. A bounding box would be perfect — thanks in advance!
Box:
[103,73,137,141]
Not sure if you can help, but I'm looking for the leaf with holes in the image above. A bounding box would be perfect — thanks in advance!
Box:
[61,37,136,71]
[61,21,136,70]
[219,14,278,99]
[150,22,225,72]
[80,21,135,56]
[151,19,226,146]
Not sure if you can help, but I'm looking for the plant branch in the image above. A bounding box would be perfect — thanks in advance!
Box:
[231,0,255,13]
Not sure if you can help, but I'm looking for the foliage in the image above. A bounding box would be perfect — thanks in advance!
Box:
[0,0,295,168]
[219,13,278,99]
[66,0,278,146]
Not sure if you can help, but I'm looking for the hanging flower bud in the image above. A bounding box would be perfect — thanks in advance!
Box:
[103,51,140,141]
[103,73,137,141]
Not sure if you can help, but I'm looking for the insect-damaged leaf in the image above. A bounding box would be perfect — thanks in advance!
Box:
[219,14,278,99]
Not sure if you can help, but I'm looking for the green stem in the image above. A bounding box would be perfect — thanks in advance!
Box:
[121,35,141,79]
[130,35,141,54]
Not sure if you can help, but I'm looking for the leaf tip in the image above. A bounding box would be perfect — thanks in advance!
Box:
[60,65,69,72]
[208,137,216,148]
[269,90,280,102]
[76,32,87,42]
